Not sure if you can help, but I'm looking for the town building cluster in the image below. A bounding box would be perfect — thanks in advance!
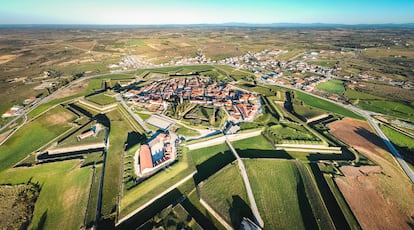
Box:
[124,77,260,122]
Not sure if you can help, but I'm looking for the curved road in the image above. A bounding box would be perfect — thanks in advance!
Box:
[266,81,414,184]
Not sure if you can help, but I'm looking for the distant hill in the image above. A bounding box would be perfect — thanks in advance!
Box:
[0,23,413,29]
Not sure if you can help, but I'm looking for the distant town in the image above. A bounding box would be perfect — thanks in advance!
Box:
[124,77,260,122]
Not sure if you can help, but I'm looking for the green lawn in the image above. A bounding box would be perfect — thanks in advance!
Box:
[345,89,414,121]
[295,91,363,120]
[101,109,135,218]
[0,106,75,172]
[345,90,383,101]
[200,163,251,229]
[85,93,116,106]
[95,74,134,80]
[357,100,414,121]
[264,123,321,144]
[316,80,345,94]
[381,125,414,149]
[176,125,201,137]
[189,143,232,166]
[0,160,92,229]
[120,149,195,218]
[293,103,326,120]
[244,160,318,230]
[232,135,274,151]
[85,164,103,228]
[28,79,102,119]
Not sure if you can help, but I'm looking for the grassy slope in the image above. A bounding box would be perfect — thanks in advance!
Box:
[380,125,414,149]
[101,109,133,217]
[244,160,318,230]
[86,94,116,106]
[295,91,363,120]
[0,106,75,172]
[120,149,195,218]
[232,135,274,151]
[345,89,414,121]
[200,163,250,228]
[0,160,92,229]
[316,79,345,94]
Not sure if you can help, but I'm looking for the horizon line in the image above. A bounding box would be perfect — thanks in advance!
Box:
[0,22,414,26]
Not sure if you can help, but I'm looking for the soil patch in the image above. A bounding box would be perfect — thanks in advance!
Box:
[328,118,389,161]
[0,54,19,64]
[335,170,412,230]
[329,118,414,229]
[48,80,88,101]
[46,112,73,126]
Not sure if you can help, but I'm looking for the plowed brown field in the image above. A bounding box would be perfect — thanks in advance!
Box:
[328,118,414,229]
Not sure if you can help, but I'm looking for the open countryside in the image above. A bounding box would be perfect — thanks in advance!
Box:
[1,1,414,230]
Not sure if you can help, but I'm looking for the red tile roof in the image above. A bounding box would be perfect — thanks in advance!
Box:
[140,144,153,172]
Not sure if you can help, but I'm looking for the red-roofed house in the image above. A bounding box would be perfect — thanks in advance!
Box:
[139,144,153,174]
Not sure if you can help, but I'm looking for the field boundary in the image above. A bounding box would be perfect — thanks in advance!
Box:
[199,198,232,230]
[116,171,196,226]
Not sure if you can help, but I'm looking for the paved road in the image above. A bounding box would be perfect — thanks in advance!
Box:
[358,109,414,183]
[266,81,414,184]
[115,95,152,133]
[0,69,135,133]
[225,138,264,228]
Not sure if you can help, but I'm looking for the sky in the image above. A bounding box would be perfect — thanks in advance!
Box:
[0,0,413,25]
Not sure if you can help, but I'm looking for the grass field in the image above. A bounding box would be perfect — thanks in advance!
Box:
[85,164,103,228]
[176,125,200,137]
[85,94,116,106]
[0,160,92,229]
[189,143,235,183]
[295,91,363,120]
[101,109,135,219]
[200,163,251,228]
[345,89,414,121]
[264,123,321,144]
[96,74,134,80]
[380,125,414,149]
[316,79,345,94]
[357,100,414,121]
[293,103,326,120]
[120,149,195,218]
[244,160,318,230]
[0,106,75,172]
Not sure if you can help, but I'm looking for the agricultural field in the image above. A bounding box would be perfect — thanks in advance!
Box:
[316,79,345,94]
[244,160,320,230]
[200,163,251,229]
[328,118,414,229]
[0,106,75,172]
[356,100,414,122]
